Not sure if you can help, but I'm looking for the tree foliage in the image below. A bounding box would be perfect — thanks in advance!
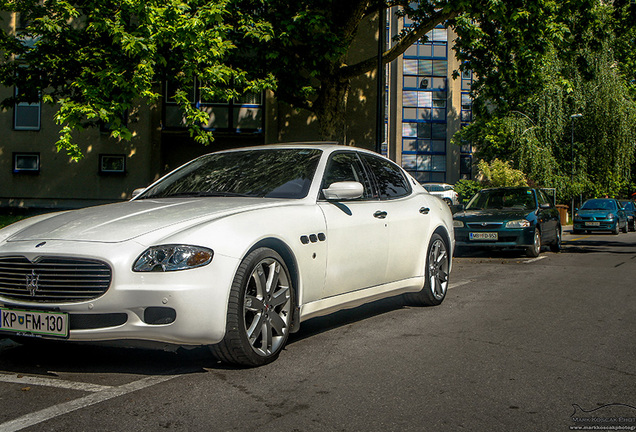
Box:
[1,0,593,158]
[0,0,272,159]
[455,1,636,201]
[477,159,528,188]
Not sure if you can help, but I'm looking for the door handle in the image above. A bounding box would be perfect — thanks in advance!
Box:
[420,207,430,215]
[374,210,388,219]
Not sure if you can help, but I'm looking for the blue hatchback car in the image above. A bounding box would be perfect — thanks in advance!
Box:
[620,201,636,232]
[453,187,561,257]
[573,199,628,234]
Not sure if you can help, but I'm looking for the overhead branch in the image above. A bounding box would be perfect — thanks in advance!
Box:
[339,8,461,80]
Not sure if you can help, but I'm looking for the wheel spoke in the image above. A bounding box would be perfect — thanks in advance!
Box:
[269,311,287,335]
[252,264,267,297]
[261,320,273,354]
[245,295,265,313]
[269,285,290,308]
[265,261,280,295]
[246,312,266,343]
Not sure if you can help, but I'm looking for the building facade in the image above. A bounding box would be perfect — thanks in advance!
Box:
[0,10,472,210]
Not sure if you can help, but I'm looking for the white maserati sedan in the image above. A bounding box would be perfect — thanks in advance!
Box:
[0,144,454,366]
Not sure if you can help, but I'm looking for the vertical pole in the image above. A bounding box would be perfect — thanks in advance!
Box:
[571,116,575,225]
[376,5,386,154]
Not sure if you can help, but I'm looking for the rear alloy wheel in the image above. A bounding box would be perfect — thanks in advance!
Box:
[405,233,449,306]
[550,225,562,253]
[210,248,293,367]
[527,228,541,257]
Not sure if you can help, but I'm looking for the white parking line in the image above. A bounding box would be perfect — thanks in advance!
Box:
[448,280,471,289]
[524,256,547,264]
[0,373,112,392]
[0,374,179,432]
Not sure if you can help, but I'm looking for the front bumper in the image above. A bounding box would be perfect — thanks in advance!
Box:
[573,219,617,232]
[0,241,240,346]
[454,226,535,248]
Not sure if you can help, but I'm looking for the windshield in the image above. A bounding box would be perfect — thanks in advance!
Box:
[466,188,536,211]
[581,199,617,211]
[139,148,322,200]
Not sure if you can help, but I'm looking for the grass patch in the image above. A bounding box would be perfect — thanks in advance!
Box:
[0,214,28,229]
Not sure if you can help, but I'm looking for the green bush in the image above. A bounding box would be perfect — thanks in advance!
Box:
[454,179,482,204]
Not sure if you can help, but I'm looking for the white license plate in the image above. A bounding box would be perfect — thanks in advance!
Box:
[469,232,498,241]
[585,222,600,227]
[0,308,68,338]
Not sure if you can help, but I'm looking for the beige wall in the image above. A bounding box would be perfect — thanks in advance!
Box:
[0,85,162,208]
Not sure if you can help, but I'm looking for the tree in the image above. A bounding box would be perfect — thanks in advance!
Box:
[0,0,589,157]
[454,1,636,201]
[0,0,271,159]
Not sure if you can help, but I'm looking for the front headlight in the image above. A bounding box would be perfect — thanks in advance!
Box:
[505,219,531,228]
[607,214,615,220]
[453,220,464,228]
[133,245,214,272]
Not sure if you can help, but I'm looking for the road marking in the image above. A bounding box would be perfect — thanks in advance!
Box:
[0,373,112,392]
[0,374,179,432]
[449,280,471,289]
[565,235,591,241]
[524,256,547,264]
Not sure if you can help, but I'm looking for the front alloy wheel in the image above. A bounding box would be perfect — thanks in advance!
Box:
[527,228,541,257]
[405,233,449,306]
[211,248,293,367]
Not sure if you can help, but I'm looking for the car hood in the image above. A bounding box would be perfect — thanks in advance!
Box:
[454,209,534,222]
[576,209,614,218]
[5,198,294,243]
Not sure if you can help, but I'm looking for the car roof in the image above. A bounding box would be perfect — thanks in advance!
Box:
[207,142,387,157]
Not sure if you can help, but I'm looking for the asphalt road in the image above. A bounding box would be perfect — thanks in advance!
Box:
[0,229,634,432]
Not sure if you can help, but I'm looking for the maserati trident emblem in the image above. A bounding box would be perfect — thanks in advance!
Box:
[26,270,40,297]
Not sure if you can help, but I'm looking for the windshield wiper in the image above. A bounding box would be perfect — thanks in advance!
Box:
[162,191,257,198]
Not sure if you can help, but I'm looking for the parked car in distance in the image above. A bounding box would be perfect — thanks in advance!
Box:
[453,187,561,257]
[0,144,454,367]
[422,183,459,205]
[619,201,635,232]
[573,198,628,234]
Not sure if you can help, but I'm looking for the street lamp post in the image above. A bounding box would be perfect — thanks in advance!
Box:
[571,113,583,226]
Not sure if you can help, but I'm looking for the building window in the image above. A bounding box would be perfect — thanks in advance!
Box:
[401,25,448,183]
[99,154,126,174]
[163,80,263,133]
[460,67,474,179]
[13,153,40,174]
[14,87,41,131]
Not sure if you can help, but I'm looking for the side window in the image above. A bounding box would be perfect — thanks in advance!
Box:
[361,154,411,199]
[321,152,374,199]
[537,190,550,207]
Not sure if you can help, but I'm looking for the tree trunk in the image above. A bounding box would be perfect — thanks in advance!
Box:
[314,78,351,144]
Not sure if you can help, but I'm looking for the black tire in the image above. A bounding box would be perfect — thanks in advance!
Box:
[404,233,450,306]
[550,225,562,253]
[442,198,452,205]
[621,221,628,233]
[612,223,619,235]
[630,221,635,232]
[572,228,582,235]
[210,248,293,367]
[526,228,541,257]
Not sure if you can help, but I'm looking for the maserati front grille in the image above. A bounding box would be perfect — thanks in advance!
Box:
[0,256,112,303]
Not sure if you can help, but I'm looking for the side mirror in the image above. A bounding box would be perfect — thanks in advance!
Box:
[322,181,364,200]
[131,188,146,199]
[539,203,551,209]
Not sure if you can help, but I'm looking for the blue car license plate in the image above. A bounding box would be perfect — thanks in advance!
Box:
[469,232,498,241]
